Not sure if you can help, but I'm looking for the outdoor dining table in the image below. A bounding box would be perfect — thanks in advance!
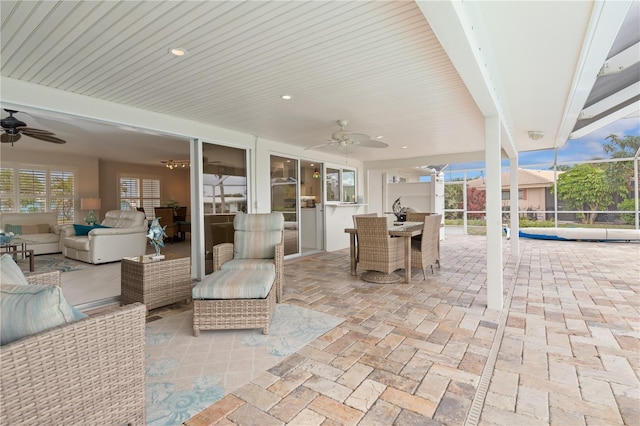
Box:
[344,221,423,284]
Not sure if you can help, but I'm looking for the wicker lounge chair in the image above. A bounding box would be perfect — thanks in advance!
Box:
[1,271,147,425]
[410,214,442,278]
[355,216,404,283]
[192,212,284,335]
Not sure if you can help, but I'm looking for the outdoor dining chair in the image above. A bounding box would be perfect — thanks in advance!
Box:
[410,214,442,279]
[354,216,404,283]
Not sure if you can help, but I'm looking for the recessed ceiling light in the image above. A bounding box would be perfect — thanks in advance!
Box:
[169,47,187,57]
[281,95,293,100]
[376,136,384,139]
[402,146,408,149]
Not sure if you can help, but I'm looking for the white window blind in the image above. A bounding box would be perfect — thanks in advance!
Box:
[50,170,75,223]
[0,165,76,223]
[0,167,15,212]
[120,176,160,217]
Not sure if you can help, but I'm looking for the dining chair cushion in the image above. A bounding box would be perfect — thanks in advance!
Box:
[192,269,275,300]
[220,259,276,271]
[233,213,284,259]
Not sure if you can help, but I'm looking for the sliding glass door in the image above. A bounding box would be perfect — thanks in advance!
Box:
[202,143,247,273]
[270,156,298,256]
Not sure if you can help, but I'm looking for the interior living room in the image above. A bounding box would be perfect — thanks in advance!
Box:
[1,1,638,425]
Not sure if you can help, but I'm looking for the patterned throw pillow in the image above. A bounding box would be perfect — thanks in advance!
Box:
[4,224,22,235]
[0,284,77,345]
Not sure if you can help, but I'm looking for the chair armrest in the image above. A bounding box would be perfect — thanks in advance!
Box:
[212,243,234,271]
[60,224,76,237]
[274,242,284,302]
[25,271,61,286]
[0,303,146,425]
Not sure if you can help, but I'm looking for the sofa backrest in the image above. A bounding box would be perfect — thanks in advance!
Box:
[101,210,146,228]
[0,212,58,231]
[233,212,284,259]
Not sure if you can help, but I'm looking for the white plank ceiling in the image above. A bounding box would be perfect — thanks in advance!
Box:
[0,0,636,166]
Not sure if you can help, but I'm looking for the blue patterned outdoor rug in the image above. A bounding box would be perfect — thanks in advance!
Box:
[18,255,86,274]
[145,304,344,426]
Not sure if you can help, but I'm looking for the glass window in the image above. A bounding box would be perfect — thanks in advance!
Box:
[326,167,357,203]
[50,170,75,224]
[342,169,355,202]
[326,168,340,202]
[120,176,161,216]
[270,155,298,256]
[202,144,247,214]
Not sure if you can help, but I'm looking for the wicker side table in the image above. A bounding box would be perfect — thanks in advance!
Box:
[121,253,192,312]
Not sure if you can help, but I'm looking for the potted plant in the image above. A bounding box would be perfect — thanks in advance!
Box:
[162,197,180,215]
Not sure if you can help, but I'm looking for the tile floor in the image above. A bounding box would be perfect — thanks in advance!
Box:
[175,234,639,425]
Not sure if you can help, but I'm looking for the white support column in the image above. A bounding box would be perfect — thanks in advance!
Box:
[509,157,519,257]
[485,116,503,310]
[190,138,205,281]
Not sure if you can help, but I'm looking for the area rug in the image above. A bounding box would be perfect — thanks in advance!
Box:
[145,304,344,426]
[18,255,86,274]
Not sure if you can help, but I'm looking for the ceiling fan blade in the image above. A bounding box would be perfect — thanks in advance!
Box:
[23,132,66,144]
[305,141,338,150]
[342,132,370,143]
[357,139,388,148]
[19,127,55,135]
[1,133,22,143]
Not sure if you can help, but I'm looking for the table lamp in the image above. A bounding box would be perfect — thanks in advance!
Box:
[81,197,101,225]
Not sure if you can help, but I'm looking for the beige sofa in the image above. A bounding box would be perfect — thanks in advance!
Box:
[61,210,148,264]
[0,211,62,255]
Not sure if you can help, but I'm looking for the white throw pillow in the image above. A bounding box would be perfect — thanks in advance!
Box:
[0,254,28,286]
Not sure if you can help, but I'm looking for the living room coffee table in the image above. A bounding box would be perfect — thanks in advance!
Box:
[121,253,192,312]
[1,240,35,272]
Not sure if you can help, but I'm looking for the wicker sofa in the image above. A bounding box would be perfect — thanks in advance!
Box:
[0,270,147,425]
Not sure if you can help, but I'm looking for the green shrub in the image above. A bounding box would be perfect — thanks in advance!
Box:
[519,217,554,228]
[618,198,637,225]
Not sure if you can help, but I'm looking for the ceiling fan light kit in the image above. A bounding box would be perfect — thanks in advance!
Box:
[1,109,66,145]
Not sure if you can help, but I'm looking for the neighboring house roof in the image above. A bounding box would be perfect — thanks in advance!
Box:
[467,169,560,189]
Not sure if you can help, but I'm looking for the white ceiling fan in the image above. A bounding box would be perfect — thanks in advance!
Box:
[305,119,388,154]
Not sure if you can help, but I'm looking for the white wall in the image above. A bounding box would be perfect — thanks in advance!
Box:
[386,182,433,213]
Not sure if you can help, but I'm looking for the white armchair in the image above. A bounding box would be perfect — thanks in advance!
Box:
[61,210,148,264]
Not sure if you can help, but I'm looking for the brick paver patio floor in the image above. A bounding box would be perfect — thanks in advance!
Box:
[185,234,639,425]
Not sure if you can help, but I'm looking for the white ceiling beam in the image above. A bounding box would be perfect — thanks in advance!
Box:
[570,99,640,139]
[599,41,640,75]
[579,82,640,119]
[416,0,518,159]
[555,0,634,147]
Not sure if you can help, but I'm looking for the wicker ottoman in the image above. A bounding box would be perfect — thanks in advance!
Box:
[192,269,276,336]
[121,253,192,312]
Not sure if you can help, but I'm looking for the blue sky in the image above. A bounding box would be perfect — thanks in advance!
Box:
[442,116,640,181]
